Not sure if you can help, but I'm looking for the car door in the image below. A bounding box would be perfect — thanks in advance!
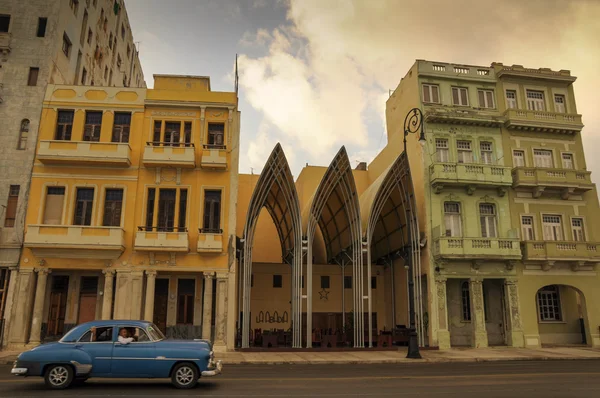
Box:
[111,325,156,377]
[76,326,114,375]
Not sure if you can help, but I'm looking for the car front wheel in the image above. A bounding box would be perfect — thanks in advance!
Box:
[44,364,74,390]
[171,362,199,389]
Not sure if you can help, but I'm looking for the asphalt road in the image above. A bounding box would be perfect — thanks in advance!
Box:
[0,360,599,397]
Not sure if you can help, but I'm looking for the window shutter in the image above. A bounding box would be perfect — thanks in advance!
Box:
[478,90,485,107]
[452,88,459,105]
[422,85,430,103]
[460,88,468,105]
[486,91,494,108]
[431,86,439,103]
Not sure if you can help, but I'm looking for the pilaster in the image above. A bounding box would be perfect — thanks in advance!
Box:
[101,269,115,320]
[434,276,451,349]
[202,272,214,340]
[469,278,488,348]
[29,268,51,345]
[213,272,228,352]
[8,269,35,348]
[504,278,525,347]
[144,270,157,322]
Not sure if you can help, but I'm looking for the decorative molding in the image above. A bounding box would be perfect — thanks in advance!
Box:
[204,272,215,280]
[145,270,157,277]
[152,111,196,117]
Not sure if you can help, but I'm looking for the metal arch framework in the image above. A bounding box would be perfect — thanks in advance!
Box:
[302,147,365,348]
[360,153,425,347]
[241,144,303,348]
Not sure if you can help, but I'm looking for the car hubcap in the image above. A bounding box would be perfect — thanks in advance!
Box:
[49,366,68,386]
[176,367,194,385]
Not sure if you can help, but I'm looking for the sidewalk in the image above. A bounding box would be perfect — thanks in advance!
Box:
[2,346,599,365]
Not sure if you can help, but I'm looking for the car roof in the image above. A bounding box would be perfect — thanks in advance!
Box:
[79,320,152,327]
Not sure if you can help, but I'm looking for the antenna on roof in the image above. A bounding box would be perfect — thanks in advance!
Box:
[235,54,239,95]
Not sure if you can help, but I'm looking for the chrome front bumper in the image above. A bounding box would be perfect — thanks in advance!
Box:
[201,360,223,377]
[11,367,27,375]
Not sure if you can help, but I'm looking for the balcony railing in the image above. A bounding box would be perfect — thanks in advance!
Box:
[521,241,600,262]
[503,109,583,134]
[197,228,223,253]
[430,162,512,191]
[142,142,195,168]
[512,167,593,196]
[24,225,125,259]
[37,140,132,167]
[433,236,521,260]
[134,226,189,252]
[200,144,227,169]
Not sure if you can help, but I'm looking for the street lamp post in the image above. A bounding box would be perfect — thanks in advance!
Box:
[403,108,425,359]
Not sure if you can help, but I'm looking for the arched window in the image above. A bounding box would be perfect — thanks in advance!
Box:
[537,285,562,322]
[17,119,29,150]
[461,281,471,321]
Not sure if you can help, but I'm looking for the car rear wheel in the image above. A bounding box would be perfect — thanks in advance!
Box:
[171,362,198,389]
[44,365,74,390]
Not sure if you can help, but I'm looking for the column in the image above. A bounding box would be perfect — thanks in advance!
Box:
[8,269,34,347]
[434,276,451,349]
[469,278,488,348]
[202,272,214,340]
[29,268,51,345]
[213,273,228,351]
[101,270,115,320]
[130,271,144,320]
[504,279,525,348]
[144,270,157,322]
[1,267,19,349]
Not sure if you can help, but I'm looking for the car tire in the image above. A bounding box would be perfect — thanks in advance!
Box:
[44,364,74,390]
[171,362,199,389]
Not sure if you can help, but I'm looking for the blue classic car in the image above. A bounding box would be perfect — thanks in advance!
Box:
[11,320,222,389]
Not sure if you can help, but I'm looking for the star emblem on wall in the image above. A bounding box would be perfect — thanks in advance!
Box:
[319,289,329,301]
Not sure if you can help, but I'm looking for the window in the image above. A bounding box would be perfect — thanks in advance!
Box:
[371,276,377,289]
[109,69,113,86]
[537,285,561,322]
[184,122,192,146]
[521,216,535,241]
[127,45,131,59]
[533,149,553,168]
[83,111,102,141]
[164,122,181,146]
[109,33,113,49]
[479,204,497,238]
[102,189,123,227]
[117,54,122,68]
[207,123,225,147]
[456,140,473,163]
[73,188,94,226]
[3,185,20,227]
[203,190,222,232]
[17,119,29,150]
[554,94,566,113]
[435,138,449,162]
[461,281,471,322]
[542,215,563,241]
[178,189,187,229]
[506,90,517,109]
[513,150,525,167]
[526,90,545,111]
[55,110,74,140]
[62,33,72,58]
[80,11,88,45]
[27,67,39,86]
[480,141,493,164]
[79,326,112,342]
[145,188,155,231]
[37,17,48,37]
[81,67,87,85]
[0,15,10,32]
[112,112,131,143]
[422,84,440,104]
[344,276,352,289]
[572,218,585,242]
[87,28,92,44]
[121,24,125,39]
[321,276,330,289]
[176,279,195,325]
[69,0,79,15]
[273,275,282,288]
[43,187,65,224]
[477,89,495,108]
[452,87,469,106]
[157,189,176,232]
[104,66,108,80]
[562,153,574,169]
[444,202,462,237]
[152,121,161,144]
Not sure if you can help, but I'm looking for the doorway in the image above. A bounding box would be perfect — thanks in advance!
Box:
[78,276,99,324]
[153,279,169,333]
[47,275,69,337]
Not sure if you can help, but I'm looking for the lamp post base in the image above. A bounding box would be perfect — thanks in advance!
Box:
[406,329,422,359]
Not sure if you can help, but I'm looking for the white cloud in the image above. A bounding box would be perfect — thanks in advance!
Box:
[238,0,600,181]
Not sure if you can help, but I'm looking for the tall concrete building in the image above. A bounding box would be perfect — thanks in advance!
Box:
[0,0,144,340]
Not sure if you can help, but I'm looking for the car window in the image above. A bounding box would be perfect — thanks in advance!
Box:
[118,326,151,343]
[79,326,113,342]
[147,325,164,341]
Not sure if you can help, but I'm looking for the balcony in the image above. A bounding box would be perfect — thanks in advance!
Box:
[433,236,521,261]
[424,105,503,127]
[521,241,600,265]
[134,227,189,252]
[37,140,132,167]
[24,225,125,259]
[197,228,223,253]
[512,167,594,198]
[200,145,228,169]
[503,109,583,134]
[142,143,195,168]
[0,33,11,54]
[430,162,512,194]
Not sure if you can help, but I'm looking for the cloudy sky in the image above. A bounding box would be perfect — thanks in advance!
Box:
[126,0,600,182]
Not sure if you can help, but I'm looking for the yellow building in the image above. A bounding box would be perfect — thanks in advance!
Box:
[6,75,240,352]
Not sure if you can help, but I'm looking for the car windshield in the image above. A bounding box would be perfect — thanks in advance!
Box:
[147,324,165,341]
